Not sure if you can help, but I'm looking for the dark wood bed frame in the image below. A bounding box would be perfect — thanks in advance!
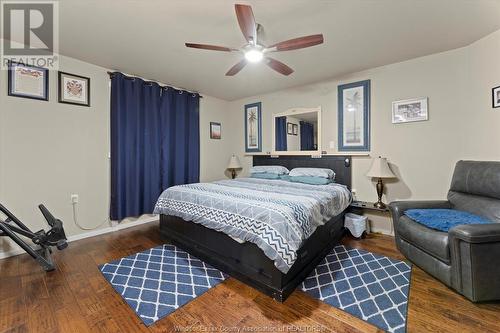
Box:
[160,155,352,302]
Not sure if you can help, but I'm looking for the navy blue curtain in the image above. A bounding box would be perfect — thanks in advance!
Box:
[160,87,200,189]
[300,121,314,150]
[275,116,287,151]
[110,73,200,220]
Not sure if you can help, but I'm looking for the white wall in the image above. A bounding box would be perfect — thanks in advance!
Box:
[462,29,500,159]
[200,95,239,181]
[0,55,112,255]
[229,29,500,234]
[0,51,234,255]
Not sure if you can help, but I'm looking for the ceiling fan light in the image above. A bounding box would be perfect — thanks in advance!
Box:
[245,49,263,63]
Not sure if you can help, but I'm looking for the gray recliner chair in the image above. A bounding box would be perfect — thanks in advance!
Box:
[389,160,500,302]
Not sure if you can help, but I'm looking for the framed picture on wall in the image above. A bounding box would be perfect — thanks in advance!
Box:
[58,71,90,106]
[210,122,221,139]
[292,124,298,135]
[392,97,428,123]
[244,102,262,153]
[338,80,370,151]
[7,61,49,101]
[287,122,293,135]
[492,86,500,108]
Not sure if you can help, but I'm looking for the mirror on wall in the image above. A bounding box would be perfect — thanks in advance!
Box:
[272,107,321,154]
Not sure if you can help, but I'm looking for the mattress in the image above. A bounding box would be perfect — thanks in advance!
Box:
[154,178,351,273]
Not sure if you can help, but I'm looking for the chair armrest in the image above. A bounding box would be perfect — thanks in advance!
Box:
[449,223,500,301]
[388,200,451,222]
[449,224,500,243]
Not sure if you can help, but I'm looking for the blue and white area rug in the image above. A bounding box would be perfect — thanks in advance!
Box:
[301,245,411,333]
[99,244,226,326]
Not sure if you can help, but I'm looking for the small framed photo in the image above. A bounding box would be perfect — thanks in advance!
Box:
[210,122,221,139]
[292,123,298,135]
[58,71,90,106]
[8,61,49,101]
[392,97,428,124]
[492,86,500,108]
[287,122,293,135]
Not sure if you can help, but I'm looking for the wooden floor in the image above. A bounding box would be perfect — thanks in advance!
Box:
[1,223,499,333]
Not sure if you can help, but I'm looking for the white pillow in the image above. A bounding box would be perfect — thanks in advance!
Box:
[250,165,289,175]
[289,167,335,179]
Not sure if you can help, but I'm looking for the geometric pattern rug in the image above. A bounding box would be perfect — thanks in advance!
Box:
[99,244,227,326]
[301,245,412,333]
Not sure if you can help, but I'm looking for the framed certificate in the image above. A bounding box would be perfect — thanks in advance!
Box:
[8,61,49,101]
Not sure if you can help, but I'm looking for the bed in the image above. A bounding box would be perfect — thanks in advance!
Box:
[155,155,352,301]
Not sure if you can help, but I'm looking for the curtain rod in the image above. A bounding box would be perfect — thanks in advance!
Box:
[107,71,203,98]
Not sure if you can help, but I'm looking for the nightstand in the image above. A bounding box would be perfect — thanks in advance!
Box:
[347,201,392,237]
[349,200,390,213]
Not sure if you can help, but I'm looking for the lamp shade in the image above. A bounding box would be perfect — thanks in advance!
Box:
[366,156,396,178]
[227,155,242,169]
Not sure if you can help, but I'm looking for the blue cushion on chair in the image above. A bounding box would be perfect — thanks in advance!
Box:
[404,209,492,232]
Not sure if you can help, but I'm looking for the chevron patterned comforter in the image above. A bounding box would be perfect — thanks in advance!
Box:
[154,178,351,273]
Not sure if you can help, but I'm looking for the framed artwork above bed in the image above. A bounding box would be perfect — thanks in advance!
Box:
[244,102,262,152]
[338,80,370,152]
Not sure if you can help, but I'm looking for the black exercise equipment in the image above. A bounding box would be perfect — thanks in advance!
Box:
[0,203,68,271]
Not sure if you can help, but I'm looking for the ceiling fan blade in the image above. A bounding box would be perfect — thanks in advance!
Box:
[225,59,247,76]
[268,34,324,52]
[265,57,294,76]
[235,4,257,44]
[185,43,237,52]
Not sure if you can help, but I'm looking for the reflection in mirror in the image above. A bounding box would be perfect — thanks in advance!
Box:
[274,110,319,152]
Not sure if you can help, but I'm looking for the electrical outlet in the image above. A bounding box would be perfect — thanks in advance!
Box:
[71,194,79,204]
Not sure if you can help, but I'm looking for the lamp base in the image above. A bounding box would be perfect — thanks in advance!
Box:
[231,169,236,179]
[373,177,387,209]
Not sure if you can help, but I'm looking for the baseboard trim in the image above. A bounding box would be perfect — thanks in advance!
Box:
[0,216,159,260]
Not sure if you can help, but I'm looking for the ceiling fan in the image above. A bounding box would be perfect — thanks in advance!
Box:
[185,4,324,76]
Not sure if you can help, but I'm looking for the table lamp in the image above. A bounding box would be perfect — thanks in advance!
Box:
[366,156,396,209]
[227,155,242,179]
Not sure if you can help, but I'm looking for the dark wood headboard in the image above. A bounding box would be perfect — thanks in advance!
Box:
[253,155,352,189]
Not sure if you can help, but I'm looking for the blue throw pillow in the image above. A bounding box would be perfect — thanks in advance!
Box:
[404,209,492,232]
[279,174,291,181]
[250,172,280,180]
[289,176,332,185]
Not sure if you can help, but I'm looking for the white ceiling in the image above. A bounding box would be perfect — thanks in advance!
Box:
[57,0,500,100]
